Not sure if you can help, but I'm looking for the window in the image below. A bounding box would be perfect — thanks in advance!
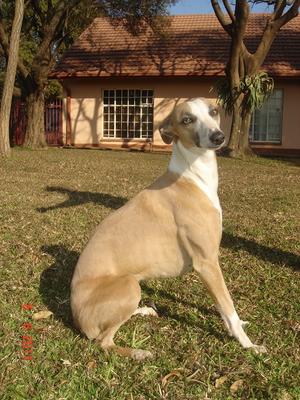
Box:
[103,89,153,139]
[250,89,283,143]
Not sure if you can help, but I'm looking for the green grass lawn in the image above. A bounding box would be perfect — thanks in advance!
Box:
[0,148,299,400]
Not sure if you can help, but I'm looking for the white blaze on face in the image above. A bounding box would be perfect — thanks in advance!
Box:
[187,99,220,148]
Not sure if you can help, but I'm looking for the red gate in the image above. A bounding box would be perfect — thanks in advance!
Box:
[10,98,26,145]
[44,99,63,145]
[10,98,63,146]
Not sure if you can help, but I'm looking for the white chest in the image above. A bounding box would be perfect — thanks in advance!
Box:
[168,142,222,214]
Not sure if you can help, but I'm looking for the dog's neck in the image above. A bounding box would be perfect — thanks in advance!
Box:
[168,140,221,213]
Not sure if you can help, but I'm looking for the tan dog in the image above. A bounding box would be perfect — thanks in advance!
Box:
[71,98,266,360]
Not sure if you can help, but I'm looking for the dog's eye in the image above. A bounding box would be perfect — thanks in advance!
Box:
[182,116,193,125]
[210,108,219,117]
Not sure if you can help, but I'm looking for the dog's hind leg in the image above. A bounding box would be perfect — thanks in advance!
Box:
[194,261,266,354]
[72,275,153,361]
[97,323,153,361]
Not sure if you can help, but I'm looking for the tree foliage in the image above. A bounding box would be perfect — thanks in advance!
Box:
[6,0,101,92]
[215,72,274,115]
[98,0,176,34]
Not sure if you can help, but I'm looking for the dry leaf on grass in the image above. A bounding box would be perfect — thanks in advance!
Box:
[279,390,293,400]
[286,320,300,333]
[32,310,53,320]
[61,359,71,366]
[186,369,200,382]
[86,360,97,370]
[35,325,53,333]
[215,375,228,388]
[230,379,244,395]
[161,368,184,387]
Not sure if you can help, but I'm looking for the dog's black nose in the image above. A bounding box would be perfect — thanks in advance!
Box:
[210,130,225,146]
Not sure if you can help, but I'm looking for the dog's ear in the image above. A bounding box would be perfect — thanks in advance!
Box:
[159,116,175,144]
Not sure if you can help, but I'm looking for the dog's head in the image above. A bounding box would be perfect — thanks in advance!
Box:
[159,98,225,150]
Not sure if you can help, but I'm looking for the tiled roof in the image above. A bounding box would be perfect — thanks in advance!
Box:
[51,14,300,79]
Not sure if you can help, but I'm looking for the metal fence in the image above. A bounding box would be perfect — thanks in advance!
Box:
[10,98,63,146]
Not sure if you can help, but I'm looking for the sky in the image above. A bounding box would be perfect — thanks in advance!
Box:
[169,0,274,15]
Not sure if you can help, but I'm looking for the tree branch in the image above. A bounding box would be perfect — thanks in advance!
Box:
[0,15,29,82]
[271,0,287,20]
[222,0,235,22]
[273,0,300,29]
[254,0,299,68]
[31,0,45,24]
[227,1,250,86]
[234,1,250,45]
[211,0,233,36]
[31,1,82,83]
[46,0,54,24]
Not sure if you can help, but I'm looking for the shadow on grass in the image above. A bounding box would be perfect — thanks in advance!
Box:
[37,186,127,213]
[141,283,225,342]
[222,232,300,271]
[39,245,79,331]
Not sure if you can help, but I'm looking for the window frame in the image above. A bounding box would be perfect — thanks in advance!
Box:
[102,89,154,141]
[250,88,283,145]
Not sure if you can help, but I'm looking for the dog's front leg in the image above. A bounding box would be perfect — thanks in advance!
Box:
[193,260,267,354]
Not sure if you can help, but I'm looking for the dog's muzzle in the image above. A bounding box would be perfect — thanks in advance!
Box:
[209,130,225,146]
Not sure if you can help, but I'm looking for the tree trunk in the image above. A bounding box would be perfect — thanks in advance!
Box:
[226,100,242,157]
[238,109,254,157]
[226,105,254,158]
[23,88,47,149]
[0,0,24,157]
[225,51,255,158]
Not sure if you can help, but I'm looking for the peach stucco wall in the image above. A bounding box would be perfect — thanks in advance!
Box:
[251,80,300,151]
[62,77,300,151]
[279,81,300,148]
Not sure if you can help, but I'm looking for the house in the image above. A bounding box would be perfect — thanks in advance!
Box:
[50,14,300,156]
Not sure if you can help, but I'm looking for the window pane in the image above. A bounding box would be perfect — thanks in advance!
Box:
[251,89,282,143]
[103,89,153,139]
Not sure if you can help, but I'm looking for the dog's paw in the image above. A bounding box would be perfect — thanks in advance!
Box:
[133,306,158,317]
[144,307,159,317]
[131,349,153,361]
[249,344,267,354]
